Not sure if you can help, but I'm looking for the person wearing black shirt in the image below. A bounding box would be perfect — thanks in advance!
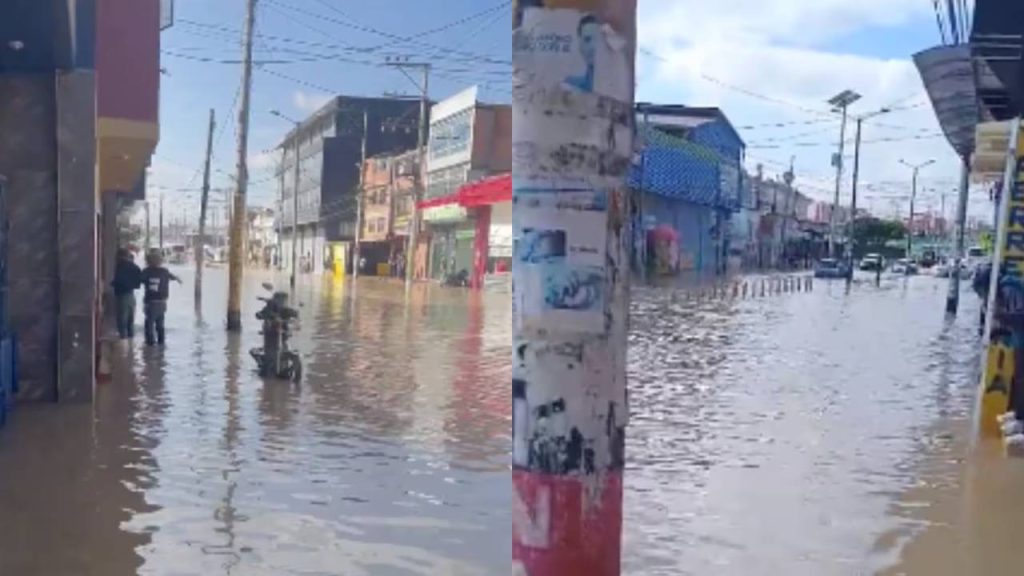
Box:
[141,249,182,345]
[111,248,143,339]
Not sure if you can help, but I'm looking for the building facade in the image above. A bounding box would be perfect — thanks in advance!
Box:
[358,149,419,276]
[277,96,421,276]
[631,104,745,278]
[0,0,164,402]
[420,87,512,281]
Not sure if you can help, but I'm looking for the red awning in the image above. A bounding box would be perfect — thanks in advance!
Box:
[457,173,511,208]
[415,173,512,210]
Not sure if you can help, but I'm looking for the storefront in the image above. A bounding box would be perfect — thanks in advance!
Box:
[422,203,475,281]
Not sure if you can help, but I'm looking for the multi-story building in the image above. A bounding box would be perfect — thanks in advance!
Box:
[358,149,419,276]
[276,96,421,276]
[0,0,165,402]
[631,104,745,277]
[419,86,512,280]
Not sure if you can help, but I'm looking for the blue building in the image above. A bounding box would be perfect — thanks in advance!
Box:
[630,104,745,278]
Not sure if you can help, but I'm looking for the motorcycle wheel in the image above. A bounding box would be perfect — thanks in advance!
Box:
[289,354,303,383]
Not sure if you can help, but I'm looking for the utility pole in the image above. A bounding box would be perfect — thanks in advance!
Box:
[226,0,257,331]
[946,155,971,315]
[353,110,368,281]
[144,201,151,250]
[827,90,861,258]
[195,109,215,301]
[899,159,935,268]
[158,192,164,250]
[386,58,430,288]
[781,157,794,269]
[512,1,635,574]
[277,152,284,270]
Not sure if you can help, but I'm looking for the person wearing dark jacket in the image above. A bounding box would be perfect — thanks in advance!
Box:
[974,261,993,336]
[141,249,182,346]
[112,248,143,339]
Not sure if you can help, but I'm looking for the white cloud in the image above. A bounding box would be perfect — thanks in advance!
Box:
[292,90,332,114]
[635,0,978,218]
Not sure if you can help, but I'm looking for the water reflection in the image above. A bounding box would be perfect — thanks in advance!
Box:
[624,274,992,575]
[0,268,509,575]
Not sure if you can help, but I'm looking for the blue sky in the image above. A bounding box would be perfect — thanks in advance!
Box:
[151,0,511,221]
[153,0,985,224]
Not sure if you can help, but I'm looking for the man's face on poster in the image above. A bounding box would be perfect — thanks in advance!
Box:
[578,20,599,65]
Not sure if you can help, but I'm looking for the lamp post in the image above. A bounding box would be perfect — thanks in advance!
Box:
[271,109,302,290]
[899,158,936,271]
[827,89,861,258]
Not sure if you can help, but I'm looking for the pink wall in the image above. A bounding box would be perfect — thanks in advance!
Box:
[96,0,160,123]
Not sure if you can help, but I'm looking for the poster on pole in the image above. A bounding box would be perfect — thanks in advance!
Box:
[514,179,608,334]
[514,8,631,102]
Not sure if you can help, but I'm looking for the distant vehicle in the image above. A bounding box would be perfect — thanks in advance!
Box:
[859,254,884,271]
[814,258,849,279]
[892,258,919,275]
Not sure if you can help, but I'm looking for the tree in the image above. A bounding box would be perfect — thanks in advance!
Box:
[853,217,906,257]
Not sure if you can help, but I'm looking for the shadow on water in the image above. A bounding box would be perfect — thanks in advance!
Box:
[0,268,509,575]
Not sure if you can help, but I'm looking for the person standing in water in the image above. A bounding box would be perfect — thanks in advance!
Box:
[141,249,182,346]
[111,248,142,339]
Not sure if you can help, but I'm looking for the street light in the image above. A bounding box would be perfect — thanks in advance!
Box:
[846,106,891,278]
[270,109,302,290]
[899,158,936,268]
[827,89,861,258]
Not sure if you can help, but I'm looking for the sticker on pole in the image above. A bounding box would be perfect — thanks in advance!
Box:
[514,8,630,102]
[514,179,609,334]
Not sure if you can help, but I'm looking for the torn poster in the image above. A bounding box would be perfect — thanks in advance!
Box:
[513,8,631,102]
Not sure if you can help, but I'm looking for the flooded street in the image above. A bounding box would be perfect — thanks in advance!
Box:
[0,268,511,576]
[0,268,1022,574]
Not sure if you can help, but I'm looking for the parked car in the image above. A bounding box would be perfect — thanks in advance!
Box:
[934,259,970,278]
[814,258,849,279]
[859,254,884,271]
[892,258,919,275]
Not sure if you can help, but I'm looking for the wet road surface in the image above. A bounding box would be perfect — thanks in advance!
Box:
[0,268,1020,575]
[624,272,1022,575]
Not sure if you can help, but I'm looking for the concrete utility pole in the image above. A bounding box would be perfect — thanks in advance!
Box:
[846,107,891,278]
[195,109,215,301]
[158,193,164,249]
[827,89,861,258]
[227,0,257,331]
[900,158,935,266]
[781,157,794,268]
[946,156,971,314]
[353,110,368,281]
[512,1,635,575]
[386,59,430,288]
[271,110,302,289]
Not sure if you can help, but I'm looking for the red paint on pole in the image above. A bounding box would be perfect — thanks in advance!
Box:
[513,470,623,575]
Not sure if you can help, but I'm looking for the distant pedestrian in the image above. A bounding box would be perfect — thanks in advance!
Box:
[974,261,993,335]
[112,248,142,339]
[141,249,182,346]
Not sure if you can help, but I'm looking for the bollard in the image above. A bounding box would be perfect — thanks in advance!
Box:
[732,283,739,299]
[760,280,765,297]
[742,282,748,298]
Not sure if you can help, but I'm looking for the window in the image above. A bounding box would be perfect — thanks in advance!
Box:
[429,108,473,162]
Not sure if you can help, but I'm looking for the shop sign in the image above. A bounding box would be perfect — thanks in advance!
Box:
[423,204,467,224]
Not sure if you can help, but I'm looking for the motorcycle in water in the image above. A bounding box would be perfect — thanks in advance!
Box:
[250,283,303,382]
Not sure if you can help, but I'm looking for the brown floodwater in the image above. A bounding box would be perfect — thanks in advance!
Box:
[0,269,511,576]
[1,268,1022,575]
[624,272,1024,575]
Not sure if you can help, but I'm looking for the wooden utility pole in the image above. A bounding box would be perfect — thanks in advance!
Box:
[512,1,636,575]
[195,109,215,301]
[353,110,368,281]
[226,0,257,331]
